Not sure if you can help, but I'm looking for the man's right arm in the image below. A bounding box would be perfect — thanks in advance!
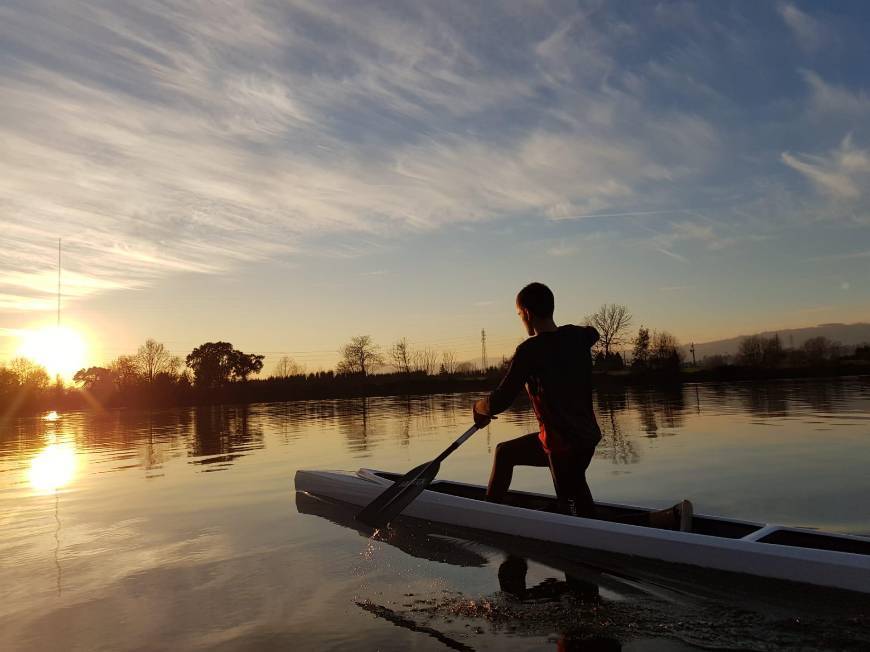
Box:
[485,346,531,416]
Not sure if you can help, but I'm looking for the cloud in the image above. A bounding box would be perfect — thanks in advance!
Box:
[0,0,729,313]
[778,3,825,52]
[547,242,579,257]
[800,70,870,115]
[0,0,868,319]
[782,135,870,200]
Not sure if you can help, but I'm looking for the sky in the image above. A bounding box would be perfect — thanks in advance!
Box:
[1,0,870,373]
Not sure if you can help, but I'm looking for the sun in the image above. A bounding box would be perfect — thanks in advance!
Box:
[18,326,88,380]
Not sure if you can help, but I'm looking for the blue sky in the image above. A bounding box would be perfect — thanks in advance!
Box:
[1,0,869,370]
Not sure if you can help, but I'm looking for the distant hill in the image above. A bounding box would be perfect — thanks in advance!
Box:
[687,323,870,360]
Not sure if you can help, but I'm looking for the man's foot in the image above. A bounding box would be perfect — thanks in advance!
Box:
[648,499,693,531]
[676,499,693,532]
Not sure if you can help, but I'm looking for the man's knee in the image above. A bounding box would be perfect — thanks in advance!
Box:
[494,441,512,463]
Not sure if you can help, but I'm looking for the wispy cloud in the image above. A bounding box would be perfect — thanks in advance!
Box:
[0,1,867,322]
[800,70,870,115]
[782,135,870,201]
[0,1,729,313]
[779,3,825,52]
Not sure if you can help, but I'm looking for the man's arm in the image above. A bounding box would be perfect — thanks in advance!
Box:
[473,346,530,426]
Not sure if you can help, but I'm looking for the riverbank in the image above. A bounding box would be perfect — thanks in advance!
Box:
[3,362,870,419]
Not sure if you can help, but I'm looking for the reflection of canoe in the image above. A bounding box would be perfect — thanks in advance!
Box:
[294,468,870,595]
[295,491,488,567]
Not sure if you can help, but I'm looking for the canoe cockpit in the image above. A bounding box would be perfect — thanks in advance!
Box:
[369,471,870,556]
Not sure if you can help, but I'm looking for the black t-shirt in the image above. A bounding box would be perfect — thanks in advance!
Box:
[488,324,601,452]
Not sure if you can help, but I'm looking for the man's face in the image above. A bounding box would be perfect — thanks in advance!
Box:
[517,302,534,336]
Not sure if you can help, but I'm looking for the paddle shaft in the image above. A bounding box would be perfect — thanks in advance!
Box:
[432,424,479,465]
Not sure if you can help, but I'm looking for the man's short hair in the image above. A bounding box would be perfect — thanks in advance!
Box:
[517,282,554,318]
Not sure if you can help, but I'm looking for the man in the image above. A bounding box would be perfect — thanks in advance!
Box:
[473,282,691,530]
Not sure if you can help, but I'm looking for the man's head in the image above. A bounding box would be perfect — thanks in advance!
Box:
[516,282,555,336]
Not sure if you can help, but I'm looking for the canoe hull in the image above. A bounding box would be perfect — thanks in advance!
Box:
[294,468,870,594]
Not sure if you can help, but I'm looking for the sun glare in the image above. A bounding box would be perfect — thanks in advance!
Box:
[29,443,77,493]
[18,326,88,380]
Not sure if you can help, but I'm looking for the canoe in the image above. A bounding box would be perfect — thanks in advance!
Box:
[294,468,870,595]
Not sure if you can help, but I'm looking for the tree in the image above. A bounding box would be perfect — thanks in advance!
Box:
[650,331,682,371]
[134,339,181,385]
[389,338,413,375]
[802,336,836,364]
[336,335,383,377]
[185,342,265,387]
[440,351,457,375]
[761,334,784,368]
[73,366,115,390]
[109,355,140,391]
[272,356,304,378]
[737,335,764,367]
[631,326,651,369]
[413,347,439,375]
[586,304,633,357]
[8,358,50,389]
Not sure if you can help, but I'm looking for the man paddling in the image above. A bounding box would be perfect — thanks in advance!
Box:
[473,282,692,530]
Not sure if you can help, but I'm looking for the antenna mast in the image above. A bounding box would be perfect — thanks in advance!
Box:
[57,238,62,328]
[481,329,487,371]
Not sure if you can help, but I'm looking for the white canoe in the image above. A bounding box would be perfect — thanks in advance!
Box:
[294,468,870,595]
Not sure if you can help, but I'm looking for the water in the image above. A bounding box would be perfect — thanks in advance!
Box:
[2,378,870,650]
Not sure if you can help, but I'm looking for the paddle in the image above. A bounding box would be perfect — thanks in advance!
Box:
[356,424,479,528]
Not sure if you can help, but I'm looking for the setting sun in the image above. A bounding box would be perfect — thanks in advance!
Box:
[18,326,88,380]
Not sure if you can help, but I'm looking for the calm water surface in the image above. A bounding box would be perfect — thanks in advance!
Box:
[2,378,870,650]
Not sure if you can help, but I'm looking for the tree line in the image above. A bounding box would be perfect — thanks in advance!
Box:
[2,305,869,417]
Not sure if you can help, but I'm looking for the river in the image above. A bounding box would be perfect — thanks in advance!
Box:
[2,378,869,650]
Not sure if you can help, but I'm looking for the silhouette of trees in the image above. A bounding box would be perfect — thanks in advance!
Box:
[802,336,840,364]
[413,347,439,375]
[440,351,457,375]
[185,342,265,388]
[389,338,413,375]
[73,366,114,390]
[650,331,682,371]
[109,355,140,391]
[631,326,651,369]
[272,356,304,378]
[337,335,383,377]
[134,339,181,384]
[586,304,632,357]
[8,358,51,389]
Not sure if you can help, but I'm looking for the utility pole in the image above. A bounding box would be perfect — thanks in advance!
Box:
[481,329,487,372]
[690,342,696,367]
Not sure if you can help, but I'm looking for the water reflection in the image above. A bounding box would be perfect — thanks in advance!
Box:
[28,442,76,493]
[189,405,264,469]
[1,378,870,651]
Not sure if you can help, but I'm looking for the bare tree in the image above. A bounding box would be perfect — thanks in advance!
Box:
[413,347,440,375]
[441,350,457,375]
[389,338,413,374]
[135,339,181,384]
[272,356,304,378]
[337,335,384,377]
[586,304,633,358]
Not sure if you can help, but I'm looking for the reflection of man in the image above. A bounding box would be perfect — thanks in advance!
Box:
[474,282,691,530]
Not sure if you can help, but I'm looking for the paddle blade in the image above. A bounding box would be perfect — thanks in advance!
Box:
[356,460,440,528]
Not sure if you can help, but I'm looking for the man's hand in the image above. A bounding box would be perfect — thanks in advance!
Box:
[473,397,494,428]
